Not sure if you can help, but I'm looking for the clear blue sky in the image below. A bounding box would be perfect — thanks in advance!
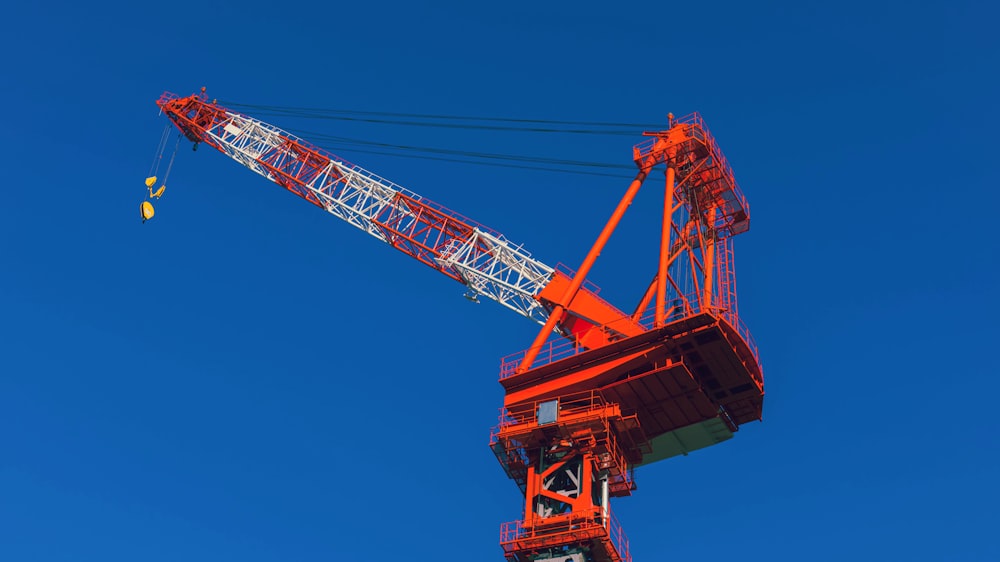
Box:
[1,1,997,561]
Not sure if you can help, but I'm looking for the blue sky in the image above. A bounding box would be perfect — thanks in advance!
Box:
[1,1,997,561]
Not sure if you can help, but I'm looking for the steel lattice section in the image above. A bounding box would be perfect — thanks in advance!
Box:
[158,92,555,324]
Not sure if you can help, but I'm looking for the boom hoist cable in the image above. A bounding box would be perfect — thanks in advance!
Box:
[219,100,669,135]
[223,101,651,177]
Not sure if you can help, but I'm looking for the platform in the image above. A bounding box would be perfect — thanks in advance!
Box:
[500,313,763,465]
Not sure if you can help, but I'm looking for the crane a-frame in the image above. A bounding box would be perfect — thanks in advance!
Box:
[154,90,764,562]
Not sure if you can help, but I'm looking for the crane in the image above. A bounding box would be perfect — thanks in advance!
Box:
[154,89,764,562]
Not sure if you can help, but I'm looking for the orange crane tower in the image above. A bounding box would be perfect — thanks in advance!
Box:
[155,90,764,562]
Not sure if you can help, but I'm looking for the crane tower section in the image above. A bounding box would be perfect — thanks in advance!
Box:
[156,92,555,323]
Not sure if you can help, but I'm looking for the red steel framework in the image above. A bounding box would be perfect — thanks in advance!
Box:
[492,114,763,562]
[155,92,764,562]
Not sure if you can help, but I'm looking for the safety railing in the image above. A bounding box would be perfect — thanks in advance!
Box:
[498,307,650,378]
[499,294,698,378]
[498,333,590,379]
[492,393,637,484]
[631,112,749,239]
[554,262,603,295]
[608,508,631,562]
[494,390,612,430]
[631,111,708,163]
[720,308,761,376]
[491,391,639,494]
[490,438,531,487]
[500,297,760,380]
[499,507,631,562]
[601,422,636,493]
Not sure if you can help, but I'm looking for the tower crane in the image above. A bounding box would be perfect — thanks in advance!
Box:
[154,90,764,562]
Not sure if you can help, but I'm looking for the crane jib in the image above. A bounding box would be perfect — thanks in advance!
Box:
[156,91,566,325]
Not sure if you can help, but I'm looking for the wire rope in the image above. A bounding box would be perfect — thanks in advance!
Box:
[148,124,170,177]
[217,100,659,178]
[161,135,182,186]
[314,143,632,179]
[283,127,635,172]
[221,101,668,131]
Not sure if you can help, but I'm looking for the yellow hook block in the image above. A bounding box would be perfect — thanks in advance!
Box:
[140,201,155,222]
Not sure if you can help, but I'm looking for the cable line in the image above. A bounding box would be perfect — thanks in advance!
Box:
[221,101,668,136]
[316,143,632,179]
[218,101,651,178]
[284,127,635,172]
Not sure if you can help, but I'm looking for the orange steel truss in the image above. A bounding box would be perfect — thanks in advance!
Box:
[493,114,763,561]
[151,90,762,562]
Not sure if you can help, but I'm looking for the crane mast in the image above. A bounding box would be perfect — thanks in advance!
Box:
[155,90,765,562]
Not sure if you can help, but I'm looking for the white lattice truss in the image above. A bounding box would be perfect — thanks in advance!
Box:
[200,111,556,324]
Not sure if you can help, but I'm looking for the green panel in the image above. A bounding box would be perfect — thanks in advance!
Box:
[638,417,733,466]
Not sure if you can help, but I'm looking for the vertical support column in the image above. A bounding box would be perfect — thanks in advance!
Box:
[519,169,649,373]
[655,166,676,327]
[703,206,717,309]
[601,474,610,528]
[524,464,538,523]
